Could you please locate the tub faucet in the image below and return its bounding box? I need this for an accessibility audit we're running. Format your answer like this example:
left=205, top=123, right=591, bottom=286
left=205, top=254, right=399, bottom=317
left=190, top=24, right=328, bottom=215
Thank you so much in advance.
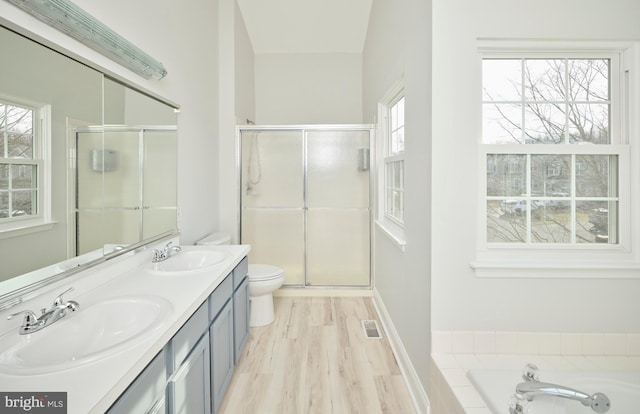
left=6, top=287, right=80, bottom=335
left=509, top=363, right=610, bottom=413
left=152, top=241, right=182, bottom=263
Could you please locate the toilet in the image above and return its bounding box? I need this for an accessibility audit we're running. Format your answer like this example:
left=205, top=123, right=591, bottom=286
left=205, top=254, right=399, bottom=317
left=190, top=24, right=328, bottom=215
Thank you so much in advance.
left=196, top=232, right=285, bottom=327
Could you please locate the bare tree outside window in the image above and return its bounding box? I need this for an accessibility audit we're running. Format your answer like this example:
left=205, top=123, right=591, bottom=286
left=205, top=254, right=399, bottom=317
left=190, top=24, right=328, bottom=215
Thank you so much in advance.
left=483, top=58, right=618, bottom=245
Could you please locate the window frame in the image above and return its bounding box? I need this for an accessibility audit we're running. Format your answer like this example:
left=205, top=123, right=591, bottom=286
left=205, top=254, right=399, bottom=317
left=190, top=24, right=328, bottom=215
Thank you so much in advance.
left=473, top=41, right=640, bottom=278
left=0, top=95, right=52, bottom=238
left=376, top=79, right=407, bottom=251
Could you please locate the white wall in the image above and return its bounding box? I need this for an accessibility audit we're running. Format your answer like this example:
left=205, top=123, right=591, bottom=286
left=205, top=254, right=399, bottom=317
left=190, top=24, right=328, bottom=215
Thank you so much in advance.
left=255, top=53, right=363, bottom=124
left=235, top=1, right=255, bottom=125
left=432, top=0, right=640, bottom=332
left=363, top=0, right=432, bottom=395
left=215, top=0, right=256, bottom=245
left=1, top=0, right=221, bottom=246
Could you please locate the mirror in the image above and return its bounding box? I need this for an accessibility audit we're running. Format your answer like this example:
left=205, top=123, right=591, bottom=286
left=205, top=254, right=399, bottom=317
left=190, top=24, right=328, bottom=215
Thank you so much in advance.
left=0, top=25, right=178, bottom=296
left=75, top=79, right=177, bottom=256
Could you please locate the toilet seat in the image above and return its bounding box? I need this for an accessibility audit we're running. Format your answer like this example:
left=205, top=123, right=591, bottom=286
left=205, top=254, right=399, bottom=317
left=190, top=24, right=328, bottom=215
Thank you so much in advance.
left=248, top=264, right=283, bottom=282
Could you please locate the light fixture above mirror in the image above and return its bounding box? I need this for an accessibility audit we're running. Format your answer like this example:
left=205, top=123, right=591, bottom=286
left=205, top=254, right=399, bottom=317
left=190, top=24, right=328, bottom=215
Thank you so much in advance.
left=5, top=0, right=167, bottom=80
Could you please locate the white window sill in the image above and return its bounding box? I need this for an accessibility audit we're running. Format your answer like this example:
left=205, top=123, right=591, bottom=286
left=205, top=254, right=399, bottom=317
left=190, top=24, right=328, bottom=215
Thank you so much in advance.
left=0, top=220, right=57, bottom=240
left=470, top=260, right=640, bottom=279
left=375, top=220, right=407, bottom=252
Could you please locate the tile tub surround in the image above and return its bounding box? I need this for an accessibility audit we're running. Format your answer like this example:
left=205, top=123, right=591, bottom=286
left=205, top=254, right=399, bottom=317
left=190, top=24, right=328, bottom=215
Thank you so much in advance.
left=0, top=241, right=251, bottom=414
left=429, top=331, right=640, bottom=414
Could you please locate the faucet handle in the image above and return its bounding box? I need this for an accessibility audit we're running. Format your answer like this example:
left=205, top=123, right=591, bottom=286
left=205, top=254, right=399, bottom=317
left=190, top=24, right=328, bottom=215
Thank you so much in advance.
left=7, top=309, right=39, bottom=326
left=53, top=287, right=74, bottom=307
left=522, top=363, right=539, bottom=382
left=63, top=300, right=80, bottom=313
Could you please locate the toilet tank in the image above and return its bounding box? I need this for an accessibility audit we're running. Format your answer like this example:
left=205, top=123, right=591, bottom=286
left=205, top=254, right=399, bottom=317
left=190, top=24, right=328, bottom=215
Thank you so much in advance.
left=196, top=232, right=231, bottom=245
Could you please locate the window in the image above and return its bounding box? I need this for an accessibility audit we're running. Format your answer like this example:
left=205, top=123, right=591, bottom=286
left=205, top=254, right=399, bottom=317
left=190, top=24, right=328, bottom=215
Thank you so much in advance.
left=483, top=56, right=623, bottom=245
left=474, top=42, right=640, bottom=277
left=386, top=96, right=405, bottom=224
left=0, top=97, right=49, bottom=234
left=376, top=81, right=406, bottom=250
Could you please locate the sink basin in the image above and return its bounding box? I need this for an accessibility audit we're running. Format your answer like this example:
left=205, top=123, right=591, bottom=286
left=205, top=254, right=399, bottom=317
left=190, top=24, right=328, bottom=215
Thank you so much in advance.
left=148, top=250, right=227, bottom=275
left=0, top=295, right=171, bottom=375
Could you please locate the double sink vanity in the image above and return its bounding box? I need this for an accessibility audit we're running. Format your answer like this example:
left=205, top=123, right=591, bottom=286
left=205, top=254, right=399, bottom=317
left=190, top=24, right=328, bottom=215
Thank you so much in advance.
left=0, top=238, right=251, bottom=414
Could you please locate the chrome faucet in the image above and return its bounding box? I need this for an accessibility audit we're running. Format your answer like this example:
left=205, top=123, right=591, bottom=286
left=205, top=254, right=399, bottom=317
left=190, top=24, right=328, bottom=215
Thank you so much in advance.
left=509, top=363, right=610, bottom=413
left=6, top=287, right=80, bottom=335
left=152, top=241, right=182, bottom=263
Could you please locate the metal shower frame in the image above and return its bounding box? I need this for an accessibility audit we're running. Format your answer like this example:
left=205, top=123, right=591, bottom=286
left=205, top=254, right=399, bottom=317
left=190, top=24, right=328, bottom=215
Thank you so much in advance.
left=236, top=124, right=375, bottom=290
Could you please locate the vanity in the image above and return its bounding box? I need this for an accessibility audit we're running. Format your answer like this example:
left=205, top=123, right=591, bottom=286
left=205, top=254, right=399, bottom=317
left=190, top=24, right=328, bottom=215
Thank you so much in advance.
left=0, top=240, right=251, bottom=414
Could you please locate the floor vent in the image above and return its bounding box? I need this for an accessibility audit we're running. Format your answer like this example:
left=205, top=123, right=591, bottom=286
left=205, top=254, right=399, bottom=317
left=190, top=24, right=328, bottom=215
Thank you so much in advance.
left=362, top=319, right=382, bottom=339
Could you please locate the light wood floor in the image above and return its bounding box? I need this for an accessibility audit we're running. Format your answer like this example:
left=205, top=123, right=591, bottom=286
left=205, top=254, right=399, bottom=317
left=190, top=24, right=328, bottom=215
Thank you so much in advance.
left=218, top=296, right=416, bottom=414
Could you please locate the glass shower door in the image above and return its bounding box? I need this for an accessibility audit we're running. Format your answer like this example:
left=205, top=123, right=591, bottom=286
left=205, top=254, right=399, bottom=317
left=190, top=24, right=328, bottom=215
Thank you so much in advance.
left=240, top=126, right=371, bottom=288
left=240, top=130, right=305, bottom=285
left=76, top=127, right=177, bottom=255
left=75, top=129, right=106, bottom=255
left=306, top=130, right=370, bottom=286
left=101, top=129, right=142, bottom=248
left=142, top=130, right=177, bottom=239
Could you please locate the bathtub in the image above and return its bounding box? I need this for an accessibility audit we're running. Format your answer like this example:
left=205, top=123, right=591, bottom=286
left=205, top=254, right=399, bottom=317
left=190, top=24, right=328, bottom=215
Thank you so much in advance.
left=468, top=367, right=640, bottom=413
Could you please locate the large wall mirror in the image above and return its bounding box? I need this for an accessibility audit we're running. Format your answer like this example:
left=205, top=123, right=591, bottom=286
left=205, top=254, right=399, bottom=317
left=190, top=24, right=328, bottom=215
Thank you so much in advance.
left=0, top=25, right=178, bottom=298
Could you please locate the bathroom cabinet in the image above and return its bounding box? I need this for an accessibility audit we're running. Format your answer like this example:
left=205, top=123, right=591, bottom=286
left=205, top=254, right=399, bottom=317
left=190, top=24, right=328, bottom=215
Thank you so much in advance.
left=167, top=302, right=211, bottom=414
left=210, top=300, right=234, bottom=412
left=167, top=333, right=211, bottom=413
left=107, top=256, right=250, bottom=414
left=233, top=277, right=249, bottom=363
left=232, top=257, right=250, bottom=363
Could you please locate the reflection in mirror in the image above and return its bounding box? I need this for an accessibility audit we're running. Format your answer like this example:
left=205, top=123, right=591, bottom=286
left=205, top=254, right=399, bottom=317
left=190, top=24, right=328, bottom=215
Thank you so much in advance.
left=75, top=79, right=177, bottom=256
left=0, top=25, right=178, bottom=300
left=0, top=25, right=102, bottom=281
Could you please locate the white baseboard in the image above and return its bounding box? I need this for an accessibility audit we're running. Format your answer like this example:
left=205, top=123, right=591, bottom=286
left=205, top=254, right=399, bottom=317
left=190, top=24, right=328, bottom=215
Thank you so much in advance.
left=372, top=288, right=430, bottom=414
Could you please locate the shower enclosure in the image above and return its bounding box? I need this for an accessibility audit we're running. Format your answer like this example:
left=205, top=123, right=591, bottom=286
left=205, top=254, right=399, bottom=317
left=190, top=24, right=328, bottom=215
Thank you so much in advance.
left=75, top=126, right=177, bottom=255
left=239, top=125, right=373, bottom=288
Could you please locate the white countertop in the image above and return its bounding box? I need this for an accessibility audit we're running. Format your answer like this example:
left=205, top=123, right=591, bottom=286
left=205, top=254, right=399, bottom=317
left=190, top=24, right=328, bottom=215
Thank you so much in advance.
left=0, top=240, right=250, bottom=414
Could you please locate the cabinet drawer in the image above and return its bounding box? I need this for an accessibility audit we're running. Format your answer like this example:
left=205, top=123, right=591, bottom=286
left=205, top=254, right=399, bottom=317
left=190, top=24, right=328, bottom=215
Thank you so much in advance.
left=170, top=301, right=208, bottom=372
left=208, top=273, right=232, bottom=321
left=233, top=256, right=249, bottom=290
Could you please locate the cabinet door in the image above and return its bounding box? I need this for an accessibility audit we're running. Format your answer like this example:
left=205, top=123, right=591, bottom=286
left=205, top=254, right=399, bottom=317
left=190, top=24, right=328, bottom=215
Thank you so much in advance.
left=167, top=333, right=211, bottom=414
left=233, top=277, right=250, bottom=363
left=107, top=349, right=167, bottom=414
left=210, top=300, right=234, bottom=413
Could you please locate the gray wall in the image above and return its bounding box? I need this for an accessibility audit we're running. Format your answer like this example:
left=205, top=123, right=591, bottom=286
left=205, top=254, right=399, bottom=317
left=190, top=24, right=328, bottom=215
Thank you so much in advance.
left=363, top=0, right=433, bottom=393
